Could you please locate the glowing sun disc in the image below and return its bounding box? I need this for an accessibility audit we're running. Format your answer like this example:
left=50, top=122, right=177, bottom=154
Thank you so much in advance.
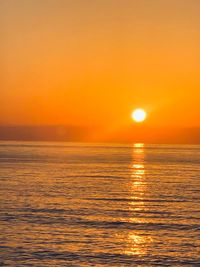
left=132, top=109, right=147, bottom=123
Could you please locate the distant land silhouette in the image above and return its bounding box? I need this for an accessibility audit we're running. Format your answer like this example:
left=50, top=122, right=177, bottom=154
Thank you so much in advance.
left=0, top=125, right=200, bottom=144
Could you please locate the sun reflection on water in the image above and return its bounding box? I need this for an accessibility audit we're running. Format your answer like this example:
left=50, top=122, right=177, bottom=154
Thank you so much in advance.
left=130, top=143, right=146, bottom=201
left=125, top=233, right=153, bottom=256
left=123, top=143, right=153, bottom=256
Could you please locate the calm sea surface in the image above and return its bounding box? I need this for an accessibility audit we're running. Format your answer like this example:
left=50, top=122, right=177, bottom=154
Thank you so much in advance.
left=0, top=142, right=200, bottom=266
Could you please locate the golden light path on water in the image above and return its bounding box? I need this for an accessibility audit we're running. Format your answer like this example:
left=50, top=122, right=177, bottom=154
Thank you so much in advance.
left=124, top=143, right=153, bottom=256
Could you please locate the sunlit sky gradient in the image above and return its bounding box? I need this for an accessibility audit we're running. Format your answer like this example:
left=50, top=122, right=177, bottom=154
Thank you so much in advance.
left=1, top=0, right=200, bottom=132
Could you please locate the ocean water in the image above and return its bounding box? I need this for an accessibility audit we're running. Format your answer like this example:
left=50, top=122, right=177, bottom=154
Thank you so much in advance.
left=0, top=141, right=200, bottom=267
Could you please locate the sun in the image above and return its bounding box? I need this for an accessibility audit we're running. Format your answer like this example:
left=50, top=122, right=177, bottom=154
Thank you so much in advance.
left=132, top=109, right=147, bottom=123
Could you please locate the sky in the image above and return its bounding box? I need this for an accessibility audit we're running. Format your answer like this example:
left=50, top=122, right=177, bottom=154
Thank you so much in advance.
left=1, top=0, right=200, bottom=141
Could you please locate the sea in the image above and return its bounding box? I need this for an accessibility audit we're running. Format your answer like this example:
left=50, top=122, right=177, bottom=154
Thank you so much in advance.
left=0, top=141, right=200, bottom=266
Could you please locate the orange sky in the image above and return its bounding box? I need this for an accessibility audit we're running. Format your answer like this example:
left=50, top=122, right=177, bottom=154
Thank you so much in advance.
left=1, top=0, right=200, bottom=130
